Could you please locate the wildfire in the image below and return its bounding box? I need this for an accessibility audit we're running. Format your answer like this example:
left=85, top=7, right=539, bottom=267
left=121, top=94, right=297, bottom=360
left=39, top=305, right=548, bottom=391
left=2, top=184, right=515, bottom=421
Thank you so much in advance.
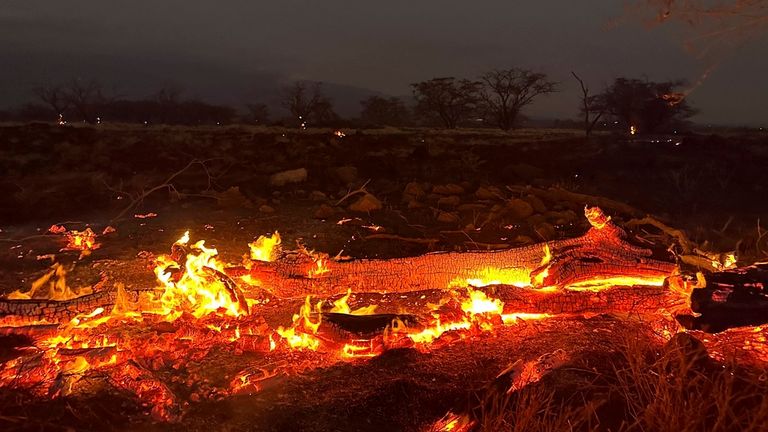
left=1, top=206, right=756, bottom=423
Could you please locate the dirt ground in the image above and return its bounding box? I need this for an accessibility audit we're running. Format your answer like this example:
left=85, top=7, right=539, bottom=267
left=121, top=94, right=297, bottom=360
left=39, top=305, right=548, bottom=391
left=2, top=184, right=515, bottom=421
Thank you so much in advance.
left=1, top=124, right=767, bottom=431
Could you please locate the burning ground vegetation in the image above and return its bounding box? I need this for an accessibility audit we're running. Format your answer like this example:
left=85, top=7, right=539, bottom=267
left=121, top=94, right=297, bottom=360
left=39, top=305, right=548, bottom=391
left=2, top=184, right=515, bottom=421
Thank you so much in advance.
left=0, top=204, right=767, bottom=432
left=1, top=125, right=768, bottom=431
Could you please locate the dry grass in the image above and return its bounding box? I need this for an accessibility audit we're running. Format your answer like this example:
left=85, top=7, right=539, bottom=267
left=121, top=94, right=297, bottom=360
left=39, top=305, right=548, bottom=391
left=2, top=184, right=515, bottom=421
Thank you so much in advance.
left=472, top=334, right=768, bottom=432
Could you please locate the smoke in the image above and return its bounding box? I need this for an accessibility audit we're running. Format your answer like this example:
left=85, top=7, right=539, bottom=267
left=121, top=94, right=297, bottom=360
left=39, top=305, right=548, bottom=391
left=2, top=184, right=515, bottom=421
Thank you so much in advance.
left=627, top=1, right=768, bottom=103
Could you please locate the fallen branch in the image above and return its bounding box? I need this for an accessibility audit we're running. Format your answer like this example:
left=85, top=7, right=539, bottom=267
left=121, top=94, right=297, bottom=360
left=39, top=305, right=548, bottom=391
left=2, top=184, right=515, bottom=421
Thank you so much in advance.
left=107, top=159, right=219, bottom=223
left=335, top=179, right=371, bottom=206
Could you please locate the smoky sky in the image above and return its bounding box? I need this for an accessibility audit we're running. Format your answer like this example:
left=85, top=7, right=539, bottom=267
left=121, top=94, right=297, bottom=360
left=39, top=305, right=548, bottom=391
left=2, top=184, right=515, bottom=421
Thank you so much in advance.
left=1, top=1, right=766, bottom=125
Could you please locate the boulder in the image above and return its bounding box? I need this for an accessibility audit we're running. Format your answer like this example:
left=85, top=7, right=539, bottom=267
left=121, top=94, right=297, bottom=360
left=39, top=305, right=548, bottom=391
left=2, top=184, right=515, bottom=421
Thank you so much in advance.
left=433, top=183, right=465, bottom=195
left=269, top=168, right=307, bottom=187
left=506, top=198, right=534, bottom=219
left=437, top=211, right=460, bottom=224
left=437, top=195, right=461, bottom=207
left=349, top=193, right=382, bottom=213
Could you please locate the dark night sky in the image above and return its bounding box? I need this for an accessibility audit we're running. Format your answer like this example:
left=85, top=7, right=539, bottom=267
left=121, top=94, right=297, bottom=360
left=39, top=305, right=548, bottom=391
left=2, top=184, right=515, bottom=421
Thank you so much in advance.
left=1, top=1, right=766, bottom=125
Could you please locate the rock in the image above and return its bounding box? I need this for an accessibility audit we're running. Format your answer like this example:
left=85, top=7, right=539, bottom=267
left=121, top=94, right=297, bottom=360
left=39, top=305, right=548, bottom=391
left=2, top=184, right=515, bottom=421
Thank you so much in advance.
left=313, top=204, right=337, bottom=219
left=433, top=183, right=465, bottom=195
left=269, top=168, right=308, bottom=187
left=437, top=195, right=461, bottom=207
left=334, top=166, right=358, bottom=184
left=506, top=198, right=534, bottom=219
left=437, top=211, right=459, bottom=224
left=475, top=187, right=497, bottom=200
left=523, top=194, right=547, bottom=213
left=532, top=222, right=556, bottom=240
left=545, top=210, right=578, bottom=226
left=211, top=187, right=253, bottom=209
left=407, top=200, right=424, bottom=209
left=403, top=182, right=426, bottom=202
left=349, top=193, right=382, bottom=213
left=259, top=204, right=275, bottom=214
left=457, top=203, right=487, bottom=212
left=309, top=190, right=327, bottom=202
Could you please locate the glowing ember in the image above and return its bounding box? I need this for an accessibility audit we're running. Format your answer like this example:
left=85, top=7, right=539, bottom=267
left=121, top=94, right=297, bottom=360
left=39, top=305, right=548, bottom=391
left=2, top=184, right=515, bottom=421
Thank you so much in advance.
left=49, top=225, right=101, bottom=257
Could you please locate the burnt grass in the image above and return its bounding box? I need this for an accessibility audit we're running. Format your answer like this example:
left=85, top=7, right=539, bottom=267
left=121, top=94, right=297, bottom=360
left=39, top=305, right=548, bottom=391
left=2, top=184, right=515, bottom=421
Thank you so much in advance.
left=1, top=123, right=768, bottom=431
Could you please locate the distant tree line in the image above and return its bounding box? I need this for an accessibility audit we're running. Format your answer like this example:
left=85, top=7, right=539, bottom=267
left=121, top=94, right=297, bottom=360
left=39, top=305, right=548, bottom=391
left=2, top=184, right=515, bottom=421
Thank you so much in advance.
left=0, top=69, right=696, bottom=134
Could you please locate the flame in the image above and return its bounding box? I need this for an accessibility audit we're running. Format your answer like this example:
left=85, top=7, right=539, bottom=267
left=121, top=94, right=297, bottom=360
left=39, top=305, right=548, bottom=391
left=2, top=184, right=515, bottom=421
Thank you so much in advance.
left=248, top=232, right=281, bottom=262
left=461, top=287, right=504, bottom=315
left=585, top=206, right=611, bottom=229
left=391, top=287, right=550, bottom=346
left=275, top=296, right=322, bottom=350
left=308, top=257, right=330, bottom=278
left=6, top=263, right=92, bottom=301
left=430, top=412, right=474, bottom=432
left=330, top=289, right=378, bottom=315
left=154, top=232, right=247, bottom=319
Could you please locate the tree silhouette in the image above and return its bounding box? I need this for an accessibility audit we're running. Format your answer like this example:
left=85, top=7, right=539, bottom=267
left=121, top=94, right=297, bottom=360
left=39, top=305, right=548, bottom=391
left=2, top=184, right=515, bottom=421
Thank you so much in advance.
left=360, top=96, right=410, bottom=126
left=65, top=79, right=105, bottom=123
left=32, top=84, right=70, bottom=121
left=411, top=77, right=480, bottom=129
left=596, top=78, right=696, bottom=133
left=571, top=72, right=604, bottom=137
left=479, top=68, right=556, bottom=130
left=281, top=81, right=336, bottom=127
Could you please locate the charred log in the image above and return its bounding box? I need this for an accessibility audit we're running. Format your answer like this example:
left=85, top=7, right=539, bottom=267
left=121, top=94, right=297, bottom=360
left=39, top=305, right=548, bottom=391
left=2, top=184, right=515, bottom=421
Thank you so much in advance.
left=677, top=262, right=768, bottom=333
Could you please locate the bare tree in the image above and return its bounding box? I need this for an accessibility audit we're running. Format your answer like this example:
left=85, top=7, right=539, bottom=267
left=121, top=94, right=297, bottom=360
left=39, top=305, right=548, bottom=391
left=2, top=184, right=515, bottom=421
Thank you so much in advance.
left=571, top=72, right=605, bottom=137
left=411, top=77, right=481, bottom=129
left=65, top=78, right=104, bottom=123
left=479, top=69, right=556, bottom=130
left=33, top=84, right=70, bottom=121
left=281, top=81, right=332, bottom=127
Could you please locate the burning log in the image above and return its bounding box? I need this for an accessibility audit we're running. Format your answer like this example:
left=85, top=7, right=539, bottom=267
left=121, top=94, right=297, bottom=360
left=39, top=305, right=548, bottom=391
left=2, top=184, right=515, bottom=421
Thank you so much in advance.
left=0, top=207, right=677, bottom=324
left=0, top=286, right=153, bottom=325
left=246, top=207, right=677, bottom=298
